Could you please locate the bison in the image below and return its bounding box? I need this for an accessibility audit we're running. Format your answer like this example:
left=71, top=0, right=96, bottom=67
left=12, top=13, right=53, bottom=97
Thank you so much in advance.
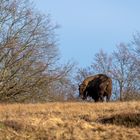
left=79, top=74, right=112, bottom=102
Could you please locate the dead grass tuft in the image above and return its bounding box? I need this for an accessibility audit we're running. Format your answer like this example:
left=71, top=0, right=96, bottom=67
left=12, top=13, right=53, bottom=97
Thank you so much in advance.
left=99, top=112, right=140, bottom=128
left=1, top=120, right=23, bottom=131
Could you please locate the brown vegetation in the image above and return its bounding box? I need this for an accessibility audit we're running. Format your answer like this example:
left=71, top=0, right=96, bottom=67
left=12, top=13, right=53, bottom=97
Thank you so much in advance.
left=0, top=101, right=139, bottom=139
left=0, top=0, right=75, bottom=102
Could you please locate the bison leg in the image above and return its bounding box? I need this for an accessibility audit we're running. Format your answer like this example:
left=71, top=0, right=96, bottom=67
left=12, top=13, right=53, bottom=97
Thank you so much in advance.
left=99, top=95, right=104, bottom=102
left=94, top=98, right=99, bottom=102
left=82, top=91, right=88, bottom=100
left=94, top=96, right=103, bottom=102
left=98, top=90, right=104, bottom=102
left=106, top=95, right=110, bottom=102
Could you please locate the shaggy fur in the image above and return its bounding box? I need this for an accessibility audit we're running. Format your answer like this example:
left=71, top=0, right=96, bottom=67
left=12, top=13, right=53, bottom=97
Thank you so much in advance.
left=79, top=74, right=112, bottom=102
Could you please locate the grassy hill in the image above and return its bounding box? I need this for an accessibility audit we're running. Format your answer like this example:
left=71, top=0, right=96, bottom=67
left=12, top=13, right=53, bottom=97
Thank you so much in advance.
left=0, top=101, right=139, bottom=140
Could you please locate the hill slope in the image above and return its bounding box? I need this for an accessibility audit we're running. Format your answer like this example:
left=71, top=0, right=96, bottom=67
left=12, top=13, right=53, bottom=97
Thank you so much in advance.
left=0, top=101, right=139, bottom=140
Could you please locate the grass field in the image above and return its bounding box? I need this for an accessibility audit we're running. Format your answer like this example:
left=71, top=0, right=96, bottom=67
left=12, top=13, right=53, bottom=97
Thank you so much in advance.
left=0, top=101, right=139, bottom=140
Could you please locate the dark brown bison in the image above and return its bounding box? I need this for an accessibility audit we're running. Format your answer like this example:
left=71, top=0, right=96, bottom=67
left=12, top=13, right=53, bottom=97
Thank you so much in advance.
left=79, top=74, right=112, bottom=102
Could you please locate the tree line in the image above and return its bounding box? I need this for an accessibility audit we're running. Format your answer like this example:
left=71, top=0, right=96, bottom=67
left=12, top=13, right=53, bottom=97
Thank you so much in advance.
left=0, top=0, right=140, bottom=102
left=76, top=38, right=140, bottom=101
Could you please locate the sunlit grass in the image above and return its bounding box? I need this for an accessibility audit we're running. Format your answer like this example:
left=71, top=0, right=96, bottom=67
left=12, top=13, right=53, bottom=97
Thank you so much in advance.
left=0, top=101, right=139, bottom=139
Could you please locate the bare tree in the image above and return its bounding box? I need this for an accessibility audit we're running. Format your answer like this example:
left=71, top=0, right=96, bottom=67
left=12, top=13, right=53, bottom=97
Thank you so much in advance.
left=90, top=49, right=118, bottom=100
left=111, top=43, right=139, bottom=101
left=0, top=0, right=74, bottom=102
left=91, top=49, right=112, bottom=75
left=132, top=32, right=140, bottom=79
left=75, top=67, right=93, bottom=84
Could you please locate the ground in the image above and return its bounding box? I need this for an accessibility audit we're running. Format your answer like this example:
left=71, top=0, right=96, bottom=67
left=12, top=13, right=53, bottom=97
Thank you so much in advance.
left=0, top=101, right=139, bottom=140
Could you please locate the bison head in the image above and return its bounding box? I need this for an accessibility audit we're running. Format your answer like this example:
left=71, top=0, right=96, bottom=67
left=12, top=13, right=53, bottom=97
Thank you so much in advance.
left=79, top=84, right=87, bottom=100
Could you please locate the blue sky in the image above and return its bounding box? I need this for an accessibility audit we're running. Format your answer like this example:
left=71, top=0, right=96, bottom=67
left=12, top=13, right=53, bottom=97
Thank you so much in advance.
left=34, top=0, right=140, bottom=67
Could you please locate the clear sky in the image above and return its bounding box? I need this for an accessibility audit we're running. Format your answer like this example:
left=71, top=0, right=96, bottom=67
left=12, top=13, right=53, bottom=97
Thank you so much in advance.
left=34, top=0, right=140, bottom=67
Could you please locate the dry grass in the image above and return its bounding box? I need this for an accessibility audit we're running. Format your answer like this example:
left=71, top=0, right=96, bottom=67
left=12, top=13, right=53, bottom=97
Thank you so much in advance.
left=0, top=101, right=139, bottom=140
